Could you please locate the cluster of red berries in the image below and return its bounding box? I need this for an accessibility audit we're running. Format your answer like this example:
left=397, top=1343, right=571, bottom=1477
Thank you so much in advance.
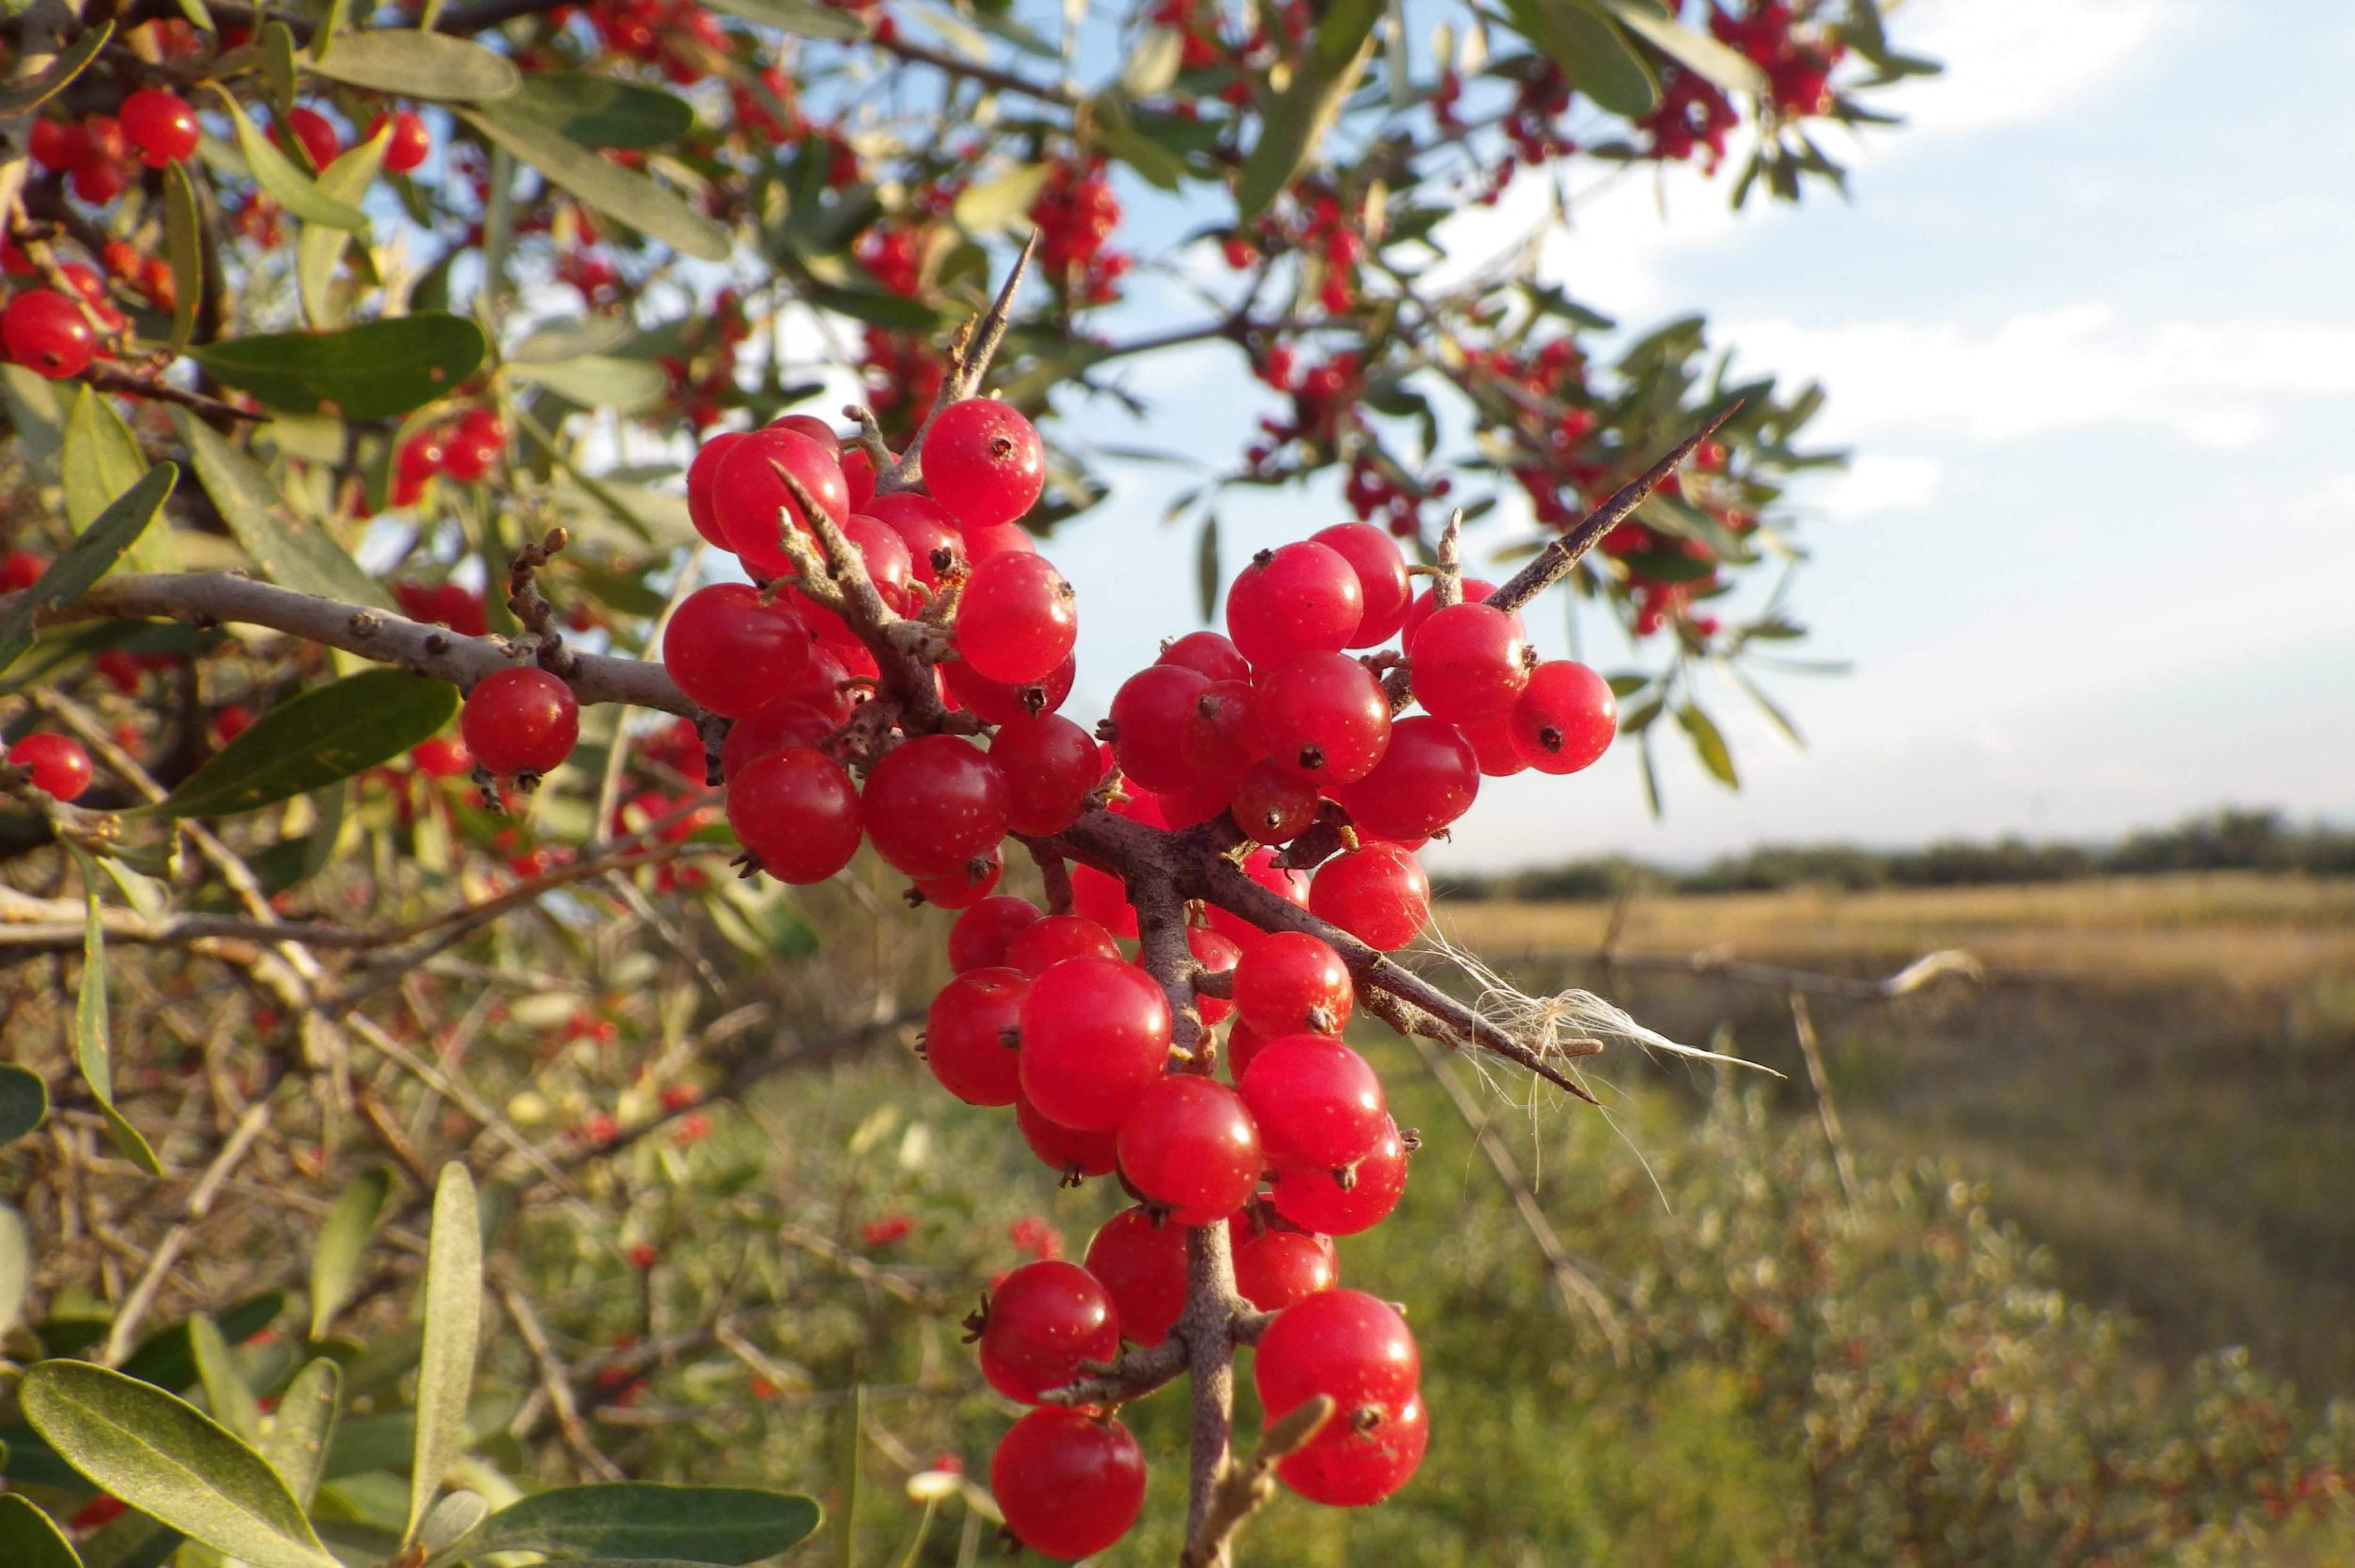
left=1711, top=1, right=1846, bottom=118
left=6, top=733, right=93, bottom=803
left=1029, top=160, right=1130, bottom=307
left=393, top=407, right=510, bottom=506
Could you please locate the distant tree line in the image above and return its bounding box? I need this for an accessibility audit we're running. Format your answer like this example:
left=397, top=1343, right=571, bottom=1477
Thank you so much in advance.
left=1441, top=808, right=2355, bottom=901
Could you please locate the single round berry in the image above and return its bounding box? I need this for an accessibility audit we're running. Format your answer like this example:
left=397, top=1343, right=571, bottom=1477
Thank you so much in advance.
left=1309, top=842, right=1429, bottom=952
left=1107, top=663, right=1210, bottom=792
left=1018, top=1095, right=1119, bottom=1181
left=948, top=895, right=1043, bottom=973
left=1187, top=926, right=1243, bottom=1026
left=771, top=413, right=838, bottom=450
left=68, top=155, right=125, bottom=205
left=1226, top=1018, right=1272, bottom=1080
left=1232, top=932, right=1353, bottom=1038
left=860, top=736, right=1008, bottom=878
left=1004, top=914, right=1120, bottom=978
left=991, top=712, right=1101, bottom=837
left=1268, top=1117, right=1410, bottom=1235
left=1204, top=848, right=1310, bottom=948
left=1283, top=1390, right=1427, bottom=1507
left=923, top=398, right=1045, bottom=529
left=1407, top=602, right=1533, bottom=722
left=924, top=967, right=1028, bottom=1106
left=977, top=1260, right=1121, bottom=1404
left=866, top=493, right=966, bottom=590
left=8, top=733, right=92, bottom=801
left=1400, top=577, right=1517, bottom=645
left=1342, top=715, right=1479, bottom=842
left=662, top=583, right=811, bottom=719
left=1231, top=1223, right=1338, bottom=1311
left=990, top=1409, right=1145, bottom=1560
left=713, top=427, right=850, bottom=577
left=119, top=89, right=199, bottom=167
left=1256, top=651, right=1391, bottom=785
left=2, top=291, right=96, bottom=379
left=1, top=550, right=44, bottom=590
left=461, top=667, right=578, bottom=777
left=1239, top=1034, right=1387, bottom=1172
left=410, top=735, right=472, bottom=778
left=911, top=846, right=1001, bottom=908
left=719, top=698, right=834, bottom=782
left=439, top=410, right=504, bottom=484
left=724, top=747, right=863, bottom=884
left=1224, top=542, right=1363, bottom=671
left=1018, top=958, right=1171, bottom=1131
left=1510, top=659, right=1616, bottom=774
left=1254, top=1287, right=1420, bottom=1415
left=956, top=553, right=1076, bottom=685
left=1457, top=711, right=1530, bottom=777
left=1158, top=630, right=1251, bottom=685
left=1228, top=760, right=1322, bottom=844
left=683, top=432, right=746, bottom=550
left=1069, top=864, right=1139, bottom=939
left=1312, top=522, right=1413, bottom=648
left=942, top=651, right=1074, bottom=726
left=370, top=110, right=431, bottom=173
left=1084, top=1206, right=1188, bottom=1345
left=961, top=519, right=1036, bottom=560
left=1115, top=1075, right=1263, bottom=1226
left=282, top=106, right=340, bottom=172
left=1179, top=679, right=1265, bottom=781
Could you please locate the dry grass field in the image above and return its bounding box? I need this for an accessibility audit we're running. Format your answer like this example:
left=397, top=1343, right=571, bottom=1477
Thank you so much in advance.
left=1430, top=873, right=2355, bottom=1393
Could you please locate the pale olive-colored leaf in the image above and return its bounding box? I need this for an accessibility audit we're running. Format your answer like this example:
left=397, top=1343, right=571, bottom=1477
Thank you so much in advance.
left=307, top=1166, right=391, bottom=1341
left=1234, top=0, right=1382, bottom=221
left=0, top=20, right=113, bottom=113
left=701, top=0, right=867, bottom=40
left=436, top=1485, right=822, bottom=1567
left=0, top=1203, right=29, bottom=1338
left=297, top=130, right=390, bottom=329
left=414, top=1492, right=487, bottom=1558
left=260, top=1360, right=342, bottom=1510
left=404, top=1164, right=481, bottom=1547
left=143, top=668, right=458, bottom=820
left=493, top=73, right=694, bottom=149
left=302, top=30, right=519, bottom=101
left=1589, top=0, right=1768, bottom=95
left=505, top=355, right=668, bottom=410
left=1502, top=0, right=1658, bottom=118
left=172, top=411, right=392, bottom=610
left=1118, top=28, right=1184, bottom=96
left=70, top=854, right=162, bottom=1175
left=951, top=163, right=1050, bottom=234
left=1675, top=701, right=1738, bottom=787
left=0, top=1493, right=82, bottom=1568
left=206, top=89, right=367, bottom=229
left=459, top=108, right=729, bottom=263
left=61, top=389, right=173, bottom=574
left=189, top=1317, right=265, bottom=1444
left=162, top=162, right=204, bottom=357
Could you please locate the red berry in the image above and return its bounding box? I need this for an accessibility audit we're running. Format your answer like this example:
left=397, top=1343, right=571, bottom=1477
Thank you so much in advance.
left=1407, top=602, right=1532, bottom=722
left=2, top=291, right=96, bottom=379
left=1457, top=711, right=1530, bottom=777
left=1005, top=914, right=1120, bottom=977
left=1256, top=651, right=1391, bottom=785
left=961, top=519, right=1036, bottom=560
left=771, top=413, right=838, bottom=450
left=1158, top=630, right=1251, bottom=684
left=990, top=1409, right=1145, bottom=1560
left=1224, top=542, right=1363, bottom=670
left=1068, top=863, right=1139, bottom=938
left=685, top=431, right=746, bottom=550
left=714, top=428, right=850, bottom=576
left=461, top=667, right=578, bottom=777
left=1231, top=1223, right=1338, bottom=1310
left=947, top=895, right=1042, bottom=973
left=1282, top=1389, right=1427, bottom=1506
left=859, top=736, right=1008, bottom=878
left=923, top=398, right=1045, bottom=529
left=1308, top=842, right=1429, bottom=951
left=1238, top=1034, right=1386, bottom=1172
left=662, top=584, right=812, bottom=719
left=370, top=110, right=431, bottom=174
left=3, top=550, right=47, bottom=590
left=410, top=735, right=471, bottom=778
left=1228, top=760, right=1321, bottom=844
left=1510, top=660, right=1616, bottom=774
left=1268, top=1117, right=1410, bottom=1235
left=840, top=444, right=880, bottom=510
left=282, top=106, right=340, bottom=172
left=1115, top=1075, right=1263, bottom=1225
left=119, top=89, right=198, bottom=166
left=1204, top=847, right=1310, bottom=947
left=1232, top=932, right=1352, bottom=1037
left=956, top=552, right=1076, bottom=684
left=8, top=733, right=92, bottom=801
left=69, top=156, right=126, bottom=205
left=1178, top=679, right=1265, bottom=781
left=1017, top=1095, right=1119, bottom=1180
left=1400, top=578, right=1517, bottom=645
left=977, top=1260, right=1121, bottom=1403
left=724, top=747, right=862, bottom=883
left=1312, top=522, right=1413, bottom=648
left=1107, top=663, right=1210, bottom=792
left=990, top=712, right=1101, bottom=836
left=942, top=651, right=1073, bottom=726
left=1187, top=926, right=1243, bottom=1025
left=1340, top=715, right=1478, bottom=841
left=1084, top=1206, right=1187, bottom=1345
left=1018, top=957, right=1171, bottom=1131
left=719, top=698, right=834, bottom=781
left=912, top=845, right=1001, bottom=908
left=440, top=420, right=503, bottom=484
left=865, top=493, right=965, bottom=590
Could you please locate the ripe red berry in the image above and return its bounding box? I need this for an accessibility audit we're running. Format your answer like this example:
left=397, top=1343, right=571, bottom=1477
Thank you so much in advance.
left=1186, top=926, right=1243, bottom=1026
left=1308, top=842, right=1429, bottom=952
left=977, top=1260, right=1121, bottom=1403
left=911, top=846, right=1001, bottom=908
left=1018, top=957, right=1171, bottom=1131
left=713, top=427, right=850, bottom=576
left=771, top=413, right=838, bottom=450
left=1224, top=542, right=1363, bottom=670
left=439, top=411, right=504, bottom=483
left=69, top=155, right=125, bottom=205
left=1268, top=1117, right=1410, bottom=1235
left=1457, top=711, right=1530, bottom=777
left=410, top=735, right=471, bottom=778
left=990, top=1409, right=1145, bottom=1560
left=942, top=651, right=1073, bottom=726
left=1238, top=1034, right=1387, bottom=1172
left=1084, top=1205, right=1188, bottom=1345
left=724, top=747, right=862, bottom=884
left=1283, top=1389, right=1427, bottom=1507
left=923, top=398, right=1045, bottom=529
left=719, top=698, right=834, bottom=781
left=461, top=667, right=578, bottom=777
left=1004, top=913, right=1120, bottom=977
left=1400, top=578, right=1518, bottom=645
left=1228, top=760, right=1321, bottom=844
left=2, top=291, right=96, bottom=379
left=1179, top=679, right=1265, bottom=781
left=1407, top=602, right=1532, bottom=722
left=282, top=106, right=340, bottom=172
left=370, top=110, right=431, bottom=173
left=1312, top=522, right=1413, bottom=648
left=1510, top=659, right=1616, bottom=774
left=1158, top=630, right=1251, bottom=685
left=1256, top=651, right=1392, bottom=785
left=990, top=712, right=1101, bottom=836
left=119, top=89, right=198, bottom=166
left=8, top=733, right=92, bottom=801
left=960, top=519, right=1036, bottom=560
left=866, top=493, right=965, bottom=590
left=1115, top=1075, right=1263, bottom=1225
left=2, top=550, right=44, bottom=590
left=1204, top=847, right=1309, bottom=948
left=1340, top=715, right=1478, bottom=841
left=1017, top=1095, right=1119, bottom=1181
left=1068, top=864, right=1139, bottom=938
left=1231, top=1223, right=1338, bottom=1311
left=1232, top=932, right=1353, bottom=1037
left=948, top=895, right=1042, bottom=973
left=662, top=583, right=810, bottom=719
left=684, top=431, right=746, bottom=550
left=1107, top=663, right=1210, bottom=792
left=956, top=552, right=1076, bottom=685
left=859, top=735, right=1008, bottom=877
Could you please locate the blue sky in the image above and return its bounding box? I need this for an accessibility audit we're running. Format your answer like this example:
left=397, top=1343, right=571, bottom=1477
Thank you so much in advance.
left=1006, top=0, right=2355, bottom=870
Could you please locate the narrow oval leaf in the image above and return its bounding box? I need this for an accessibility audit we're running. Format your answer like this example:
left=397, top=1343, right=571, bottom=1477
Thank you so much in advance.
left=1502, top=0, right=1658, bottom=118
left=71, top=858, right=162, bottom=1176
left=494, top=73, right=695, bottom=150
left=17, top=1362, right=339, bottom=1568
left=506, top=355, right=669, bottom=410
left=189, top=1317, right=264, bottom=1444
left=460, top=108, right=730, bottom=262
left=0, top=1065, right=49, bottom=1148
left=0, top=1493, right=82, bottom=1568
left=0, top=465, right=176, bottom=676
left=302, top=31, right=520, bottom=101
left=0, top=20, right=114, bottom=114
left=416, top=1492, right=488, bottom=1557
left=173, top=410, right=393, bottom=611
left=405, top=1165, right=482, bottom=1548
left=1590, top=0, right=1768, bottom=96
left=308, top=1166, right=391, bottom=1341
left=60, top=389, right=173, bottom=575
left=118, top=1294, right=289, bottom=1395
left=162, top=162, right=204, bottom=357
left=951, top=164, right=1050, bottom=234
left=298, top=131, right=391, bottom=329
left=439, top=1485, right=823, bottom=1566
left=0, top=1204, right=29, bottom=1339
left=260, top=1359, right=342, bottom=1510
left=143, top=668, right=458, bottom=819
left=702, top=0, right=868, bottom=41
left=1234, top=0, right=1382, bottom=221
left=1675, top=702, right=1739, bottom=787
left=189, top=316, right=489, bottom=421
left=206, top=90, right=368, bottom=229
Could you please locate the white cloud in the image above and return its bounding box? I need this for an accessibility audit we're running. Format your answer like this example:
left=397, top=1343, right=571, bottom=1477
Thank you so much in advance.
left=1883, top=0, right=2192, bottom=137
left=1805, top=452, right=1944, bottom=519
